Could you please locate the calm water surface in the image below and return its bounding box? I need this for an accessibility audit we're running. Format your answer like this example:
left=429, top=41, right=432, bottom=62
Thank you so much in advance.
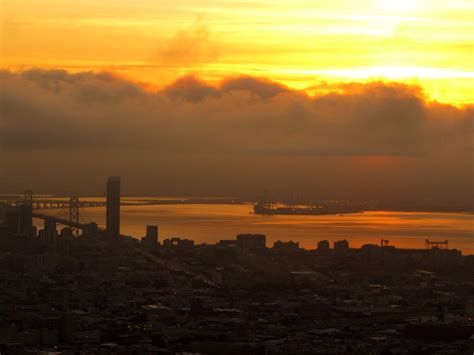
left=36, top=202, right=474, bottom=254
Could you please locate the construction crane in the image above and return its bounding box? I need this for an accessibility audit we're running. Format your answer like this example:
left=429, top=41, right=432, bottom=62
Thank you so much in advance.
left=425, top=239, right=448, bottom=250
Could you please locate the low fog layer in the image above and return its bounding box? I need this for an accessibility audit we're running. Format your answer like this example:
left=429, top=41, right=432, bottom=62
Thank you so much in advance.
left=1, top=69, right=472, bottom=208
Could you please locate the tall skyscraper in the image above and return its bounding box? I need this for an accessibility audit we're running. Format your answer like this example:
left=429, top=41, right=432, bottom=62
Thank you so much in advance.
left=145, top=225, right=158, bottom=245
left=106, top=176, right=121, bottom=241
left=44, top=217, right=57, bottom=247
left=18, top=203, right=33, bottom=236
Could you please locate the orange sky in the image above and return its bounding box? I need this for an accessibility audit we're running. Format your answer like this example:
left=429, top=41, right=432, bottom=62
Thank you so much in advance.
left=1, top=0, right=473, bottom=104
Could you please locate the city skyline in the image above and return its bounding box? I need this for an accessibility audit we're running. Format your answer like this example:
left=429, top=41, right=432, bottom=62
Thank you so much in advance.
left=0, top=2, right=473, bottom=351
left=0, top=176, right=473, bottom=353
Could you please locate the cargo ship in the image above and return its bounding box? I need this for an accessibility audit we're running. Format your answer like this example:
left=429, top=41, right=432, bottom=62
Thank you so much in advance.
left=253, top=202, right=363, bottom=216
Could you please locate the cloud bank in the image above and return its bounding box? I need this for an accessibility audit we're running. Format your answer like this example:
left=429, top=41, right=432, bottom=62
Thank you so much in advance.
left=0, top=69, right=472, bottom=206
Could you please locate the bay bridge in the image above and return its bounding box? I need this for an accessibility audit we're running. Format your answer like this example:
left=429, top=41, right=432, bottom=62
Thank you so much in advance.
left=0, top=190, right=106, bottom=237
left=31, top=212, right=87, bottom=231
left=1, top=189, right=180, bottom=237
left=2, top=199, right=106, bottom=210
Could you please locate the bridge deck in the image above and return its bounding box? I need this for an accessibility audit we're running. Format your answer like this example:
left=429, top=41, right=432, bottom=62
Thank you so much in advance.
left=32, top=213, right=86, bottom=229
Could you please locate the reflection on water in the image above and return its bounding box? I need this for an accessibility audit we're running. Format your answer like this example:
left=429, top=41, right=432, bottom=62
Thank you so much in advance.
left=34, top=203, right=474, bottom=254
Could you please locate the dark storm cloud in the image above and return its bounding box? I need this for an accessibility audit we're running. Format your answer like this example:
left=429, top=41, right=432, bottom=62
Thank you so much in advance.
left=0, top=69, right=149, bottom=150
left=0, top=68, right=472, bottom=203
left=1, top=68, right=471, bottom=156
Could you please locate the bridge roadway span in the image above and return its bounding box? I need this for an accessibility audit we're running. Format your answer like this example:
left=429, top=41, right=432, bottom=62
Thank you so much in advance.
left=2, top=198, right=243, bottom=210
left=32, top=212, right=86, bottom=229
left=2, top=200, right=106, bottom=210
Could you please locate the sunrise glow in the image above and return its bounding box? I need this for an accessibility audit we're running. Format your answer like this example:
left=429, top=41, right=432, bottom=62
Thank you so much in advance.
left=1, top=0, right=473, bottom=104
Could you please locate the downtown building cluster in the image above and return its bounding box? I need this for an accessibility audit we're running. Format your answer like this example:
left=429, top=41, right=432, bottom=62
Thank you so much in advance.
left=0, top=179, right=473, bottom=353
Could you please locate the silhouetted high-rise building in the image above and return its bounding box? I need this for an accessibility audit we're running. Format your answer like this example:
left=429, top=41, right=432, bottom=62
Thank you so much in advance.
left=41, top=217, right=57, bottom=248
left=236, top=234, right=266, bottom=250
left=18, top=203, right=33, bottom=236
left=145, top=225, right=158, bottom=245
left=4, top=208, right=19, bottom=234
left=317, top=240, right=330, bottom=251
left=334, top=239, right=349, bottom=255
left=106, top=176, right=121, bottom=241
left=141, top=225, right=158, bottom=247
left=82, top=222, right=100, bottom=239
left=3, top=204, right=33, bottom=236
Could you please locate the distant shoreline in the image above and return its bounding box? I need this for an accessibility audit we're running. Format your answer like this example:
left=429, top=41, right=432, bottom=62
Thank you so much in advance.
left=2, top=195, right=473, bottom=215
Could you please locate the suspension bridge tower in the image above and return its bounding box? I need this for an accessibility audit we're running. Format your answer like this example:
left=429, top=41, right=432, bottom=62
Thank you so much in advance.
left=24, top=189, right=33, bottom=205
